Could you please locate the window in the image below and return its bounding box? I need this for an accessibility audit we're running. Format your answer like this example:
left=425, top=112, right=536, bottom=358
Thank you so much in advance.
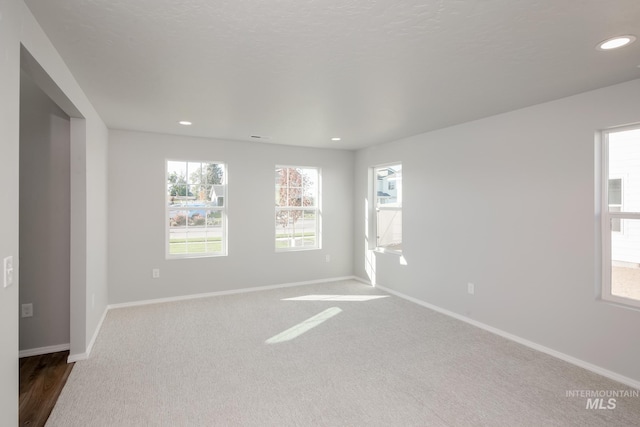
left=374, top=164, right=402, bottom=253
left=608, top=178, right=623, bottom=232
left=275, top=166, right=320, bottom=251
left=167, top=160, right=226, bottom=258
left=601, top=127, right=640, bottom=307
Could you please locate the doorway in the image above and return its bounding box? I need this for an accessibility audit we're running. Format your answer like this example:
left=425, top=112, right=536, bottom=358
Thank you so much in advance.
left=18, top=69, right=71, bottom=357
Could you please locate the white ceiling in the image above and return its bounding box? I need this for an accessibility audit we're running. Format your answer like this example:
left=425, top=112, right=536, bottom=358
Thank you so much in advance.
left=24, top=0, right=640, bottom=150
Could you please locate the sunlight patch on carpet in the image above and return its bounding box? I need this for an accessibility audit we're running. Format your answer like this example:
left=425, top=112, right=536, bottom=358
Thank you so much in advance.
left=266, top=307, right=342, bottom=344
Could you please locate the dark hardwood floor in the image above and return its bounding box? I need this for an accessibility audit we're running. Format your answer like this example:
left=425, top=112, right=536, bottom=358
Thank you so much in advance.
left=19, top=351, right=74, bottom=427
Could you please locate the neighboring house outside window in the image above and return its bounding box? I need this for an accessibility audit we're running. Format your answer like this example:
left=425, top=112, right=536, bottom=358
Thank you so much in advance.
left=374, top=163, right=402, bottom=253
left=601, top=126, right=640, bottom=308
left=275, top=166, right=320, bottom=251
left=167, top=160, right=226, bottom=258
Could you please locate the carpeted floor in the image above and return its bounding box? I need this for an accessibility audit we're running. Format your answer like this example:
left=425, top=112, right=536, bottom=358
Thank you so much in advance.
left=47, top=280, right=640, bottom=426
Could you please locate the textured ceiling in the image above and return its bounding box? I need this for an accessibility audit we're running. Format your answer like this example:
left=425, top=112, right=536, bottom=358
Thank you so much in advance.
left=24, top=0, right=640, bottom=150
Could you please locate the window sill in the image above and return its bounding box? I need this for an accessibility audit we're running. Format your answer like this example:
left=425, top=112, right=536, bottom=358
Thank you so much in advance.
left=600, top=295, right=640, bottom=312
left=276, top=247, right=320, bottom=253
left=373, top=247, right=403, bottom=256
left=166, top=253, right=227, bottom=260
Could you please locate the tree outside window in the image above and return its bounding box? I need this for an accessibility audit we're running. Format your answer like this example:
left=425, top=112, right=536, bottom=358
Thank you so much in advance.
left=275, top=166, right=319, bottom=250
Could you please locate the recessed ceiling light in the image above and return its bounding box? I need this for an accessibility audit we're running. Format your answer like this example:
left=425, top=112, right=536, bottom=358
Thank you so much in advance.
left=597, top=35, right=636, bottom=51
left=178, top=120, right=192, bottom=126
left=331, top=137, right=341, bottom=141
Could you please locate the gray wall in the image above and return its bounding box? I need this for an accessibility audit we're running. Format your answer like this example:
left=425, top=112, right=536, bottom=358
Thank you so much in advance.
left=19, top=69, right=70, bottom=352
left=108, top=130, right=355, bottom=304
left=354, top=78, right=640, bottom=384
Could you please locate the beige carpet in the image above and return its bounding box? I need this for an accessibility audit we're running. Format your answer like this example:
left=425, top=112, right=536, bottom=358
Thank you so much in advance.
left=47, top=280, right=640, bottom=426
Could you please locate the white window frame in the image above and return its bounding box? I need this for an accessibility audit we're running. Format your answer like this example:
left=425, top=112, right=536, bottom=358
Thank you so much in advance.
left=600, top=126, right=640, bottom=309
left=373, top=163, right=402, bottom=255
left=166, top=159, right=227, bottom=259
left=275, top=165, right=321, bottom=252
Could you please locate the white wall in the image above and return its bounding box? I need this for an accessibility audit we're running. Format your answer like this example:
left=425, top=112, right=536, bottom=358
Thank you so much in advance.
left=354, top=78, right=640, bottom=385
left=0, top=2, right=109, bottom=422
left=108, top=130, right=354, bottom=304
left=19, top=70, right=70, bottom=352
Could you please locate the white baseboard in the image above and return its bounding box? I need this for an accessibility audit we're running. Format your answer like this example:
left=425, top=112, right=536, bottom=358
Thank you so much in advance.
left=67, top=351, right=88, bottom=363
left=68, top=305, right=109, bottom=363
left=19, top=343, right=70, bottom=358
left=67, top=276, right=356, bottom=361
left=69, top=277, right=356, bottom=361
left=352, top=276, right=373, bottom=286
left=108, top=276, right=357, bottom=310
left=370, top=281, right=640, bottom=391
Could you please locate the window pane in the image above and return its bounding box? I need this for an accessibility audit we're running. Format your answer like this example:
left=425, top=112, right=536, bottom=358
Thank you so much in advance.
left=169, top=209, right=188, bottom=255
left=188, top=162, right=203, bottom=185
left=608, top=179, right=622, bottom=206
left=187, top=185, right=199, bottom=201
left=609, top=129, right=640, bottom=213
left=167, top=161, right=186, bottom=180
left=207, top=210, right=222, bottom=227
left=197, top=184, right=212, bottom=203
left=169, top=209, right=224, bottom=255
left=610, top=206, right=621, bottom=232
left=302, top=210, right=317, bottom=247
left=376, top=164, right=402, bottom=206
left=275, top=169, right=285, bottom=206
left=303, top=169, right=318, bottom=207
left=204, top=220, right=224, bottom=253
left=167, top=160, right=226, bottom=257
left=289, top=187, right=303, bottom=206
left=275, top=209, right=293, bottom=249
left=275, top=166, right=320, bottom=251
left=377, top=208, right=402, bottom=251
left=611, top=218, right=640, bottom=302
left=375, top=163, right=402, bottom=253
left=203, top=163, right=224, bottom=185
left=275, top=167, right=286, bottom=185
left=169, top=209, right=188, bottom=227
left=303, top=168, right=318, bottom=193
left=170, top=184, right=189, bottom=198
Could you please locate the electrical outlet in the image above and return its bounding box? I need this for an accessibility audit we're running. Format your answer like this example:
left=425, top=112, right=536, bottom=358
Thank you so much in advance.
left=152, top=268, right=160, bottom=279
left=467, top=282, right=475, bottom=295
left=325, top=254, right=331, bottom=263
left=3, top=256, right=14, bottom=288
left=21, top=303, right=33, bottom=318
